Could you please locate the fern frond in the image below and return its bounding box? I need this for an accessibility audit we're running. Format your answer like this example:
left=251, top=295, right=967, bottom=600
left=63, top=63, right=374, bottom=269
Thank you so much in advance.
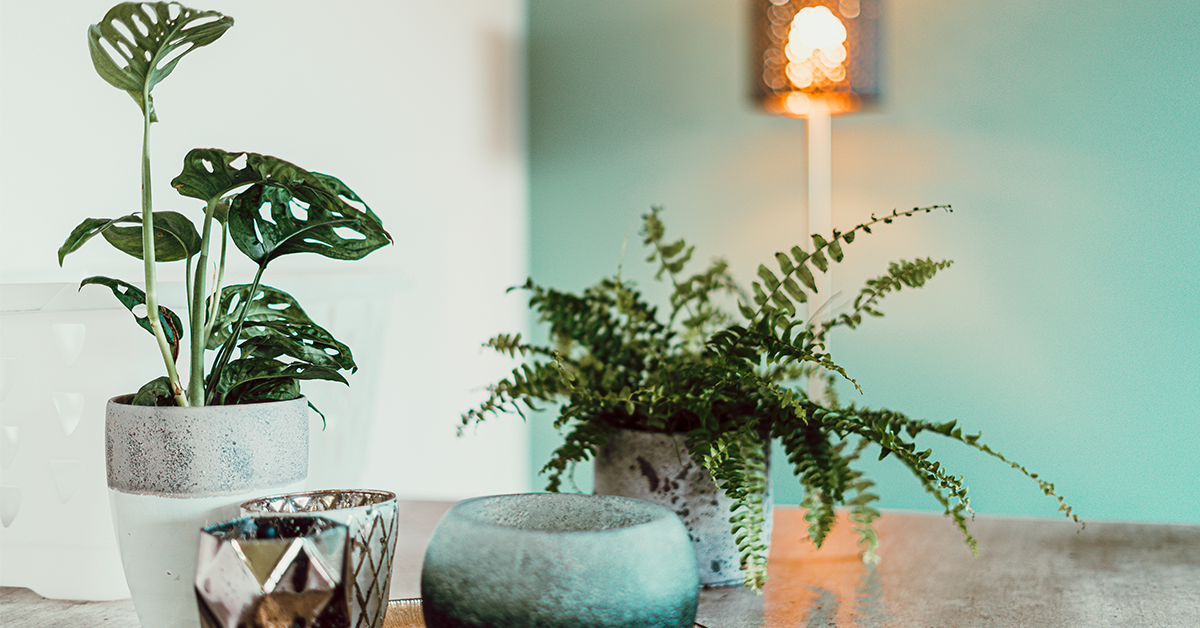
left=738, top=205, right=953, bottom=340
left=694, top=424, right=771, bottom=589
left=816, top=257, right=954, bottom=343
left=541, top=419, right=611, bottom=493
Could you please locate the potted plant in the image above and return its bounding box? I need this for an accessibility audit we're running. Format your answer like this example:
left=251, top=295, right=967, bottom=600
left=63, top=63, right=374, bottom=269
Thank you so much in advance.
left=463, top=206, right=1081, bottom=589
left=56, top=3, right=391, bottom=627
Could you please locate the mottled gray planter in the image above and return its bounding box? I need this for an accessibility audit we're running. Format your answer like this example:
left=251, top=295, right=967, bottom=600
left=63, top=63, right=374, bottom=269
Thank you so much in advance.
left=593, top=428, right=772, bottom=588
left=421, top=493, right=699, bottom=628
left=106, top=395, right=309, bottom=628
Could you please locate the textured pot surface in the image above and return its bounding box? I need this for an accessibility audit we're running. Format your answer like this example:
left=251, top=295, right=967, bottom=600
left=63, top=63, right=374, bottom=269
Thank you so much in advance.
left=421, top=493, right=699, bottom=628
left=593, top=428, right=772, bottom=587
left=107, top=395, right=308, bottom=495
left=106, top=396, right=309, bottom=628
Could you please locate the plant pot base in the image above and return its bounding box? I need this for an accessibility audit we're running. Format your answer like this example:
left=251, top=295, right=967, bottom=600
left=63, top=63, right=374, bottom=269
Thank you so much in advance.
left=593, top=428, right=772, bottom=588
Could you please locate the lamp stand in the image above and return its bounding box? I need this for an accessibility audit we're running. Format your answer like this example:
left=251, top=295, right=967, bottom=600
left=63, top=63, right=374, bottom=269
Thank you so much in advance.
left=807, top=100, right=832, bottom=401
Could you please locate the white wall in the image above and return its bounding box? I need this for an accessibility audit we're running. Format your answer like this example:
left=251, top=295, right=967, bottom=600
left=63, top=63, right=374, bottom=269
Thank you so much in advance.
left=0, top=0, right=529, bottom=502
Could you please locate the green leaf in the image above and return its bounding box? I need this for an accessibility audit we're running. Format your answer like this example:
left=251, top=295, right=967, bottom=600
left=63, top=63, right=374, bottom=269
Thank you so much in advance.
left=171, top=148, right=271, bottom=203
left=131, top=376, right=175, bottom=406
left=88, top=2, right=233, bottom=121
left=795, top=264, right=817, bottom=293
left=827, top=238, right=844, bottom=263
left=756, top=264, right=780, bottom=291
left=751, top=282, right=769, bottom=306
left=237, top=322, right=356, bottom=372
left=214, top=357, right=346, bottom=405
left=79, top=276, right=182, bottom=358
left=770, top=291, right=795, bottom=316
left=58, top=212, right=201, bottom=264
left=174, top=152, right=392, bottom=266
left=208, top=284, right=323, bottom=348
left=774, top=252, right=794, bottom=275
left=229, top=376, right=300, bottom=406
left=810, top=250, right=829, bottom=273
left=782, top=277, right=808, bottom=304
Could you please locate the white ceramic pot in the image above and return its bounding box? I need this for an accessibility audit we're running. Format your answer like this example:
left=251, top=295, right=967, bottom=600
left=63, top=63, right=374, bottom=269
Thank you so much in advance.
left=593, top=427, right=772, bottom=588
left=106, top=395, right=309, bottom=628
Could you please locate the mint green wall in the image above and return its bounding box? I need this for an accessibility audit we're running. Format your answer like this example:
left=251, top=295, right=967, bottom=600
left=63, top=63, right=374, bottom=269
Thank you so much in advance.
left=526, top=1, right=1199, bottom=522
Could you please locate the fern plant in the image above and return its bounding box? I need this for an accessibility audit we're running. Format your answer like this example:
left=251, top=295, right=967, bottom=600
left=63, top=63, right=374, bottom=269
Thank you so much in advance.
left=57, top=3, right=391, bottom=409
left=464, top=206, right=1081, bottom=590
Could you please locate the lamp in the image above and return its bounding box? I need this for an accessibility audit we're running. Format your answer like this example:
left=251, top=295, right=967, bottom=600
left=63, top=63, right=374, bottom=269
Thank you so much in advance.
left=750, top=0, right=880, bottom=397
left=751, top=0, right=880, bottom=118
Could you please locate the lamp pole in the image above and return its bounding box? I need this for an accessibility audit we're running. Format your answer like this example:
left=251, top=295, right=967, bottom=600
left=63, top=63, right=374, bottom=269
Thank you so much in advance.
left=807, top=99, right=832, bottom=400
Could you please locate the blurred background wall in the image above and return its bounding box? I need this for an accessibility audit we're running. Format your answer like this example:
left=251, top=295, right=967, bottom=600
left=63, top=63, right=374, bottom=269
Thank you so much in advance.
left=526, top=0, right=1199, bottom=523
left=0, top=0, right=531, bottom=529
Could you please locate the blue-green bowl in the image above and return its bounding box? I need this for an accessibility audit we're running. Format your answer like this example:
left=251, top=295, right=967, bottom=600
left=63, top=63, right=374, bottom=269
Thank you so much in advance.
left=421, top=493, right=699, bottom=628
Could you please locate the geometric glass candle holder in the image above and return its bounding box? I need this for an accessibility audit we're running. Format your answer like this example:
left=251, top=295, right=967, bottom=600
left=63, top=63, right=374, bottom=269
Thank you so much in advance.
left=195, top=515, right=350, bottom=628
left=241, top=490, right=399, bottom=628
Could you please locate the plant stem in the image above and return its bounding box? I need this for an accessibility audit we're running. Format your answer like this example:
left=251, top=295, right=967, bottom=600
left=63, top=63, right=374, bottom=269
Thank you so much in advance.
left=140, top=100, right=188, bottom=406
left=188, top=196, right=221, bottom=404
left=205, top=262, right=266, bottom=405
left=204, top=220, right=228, bottom=345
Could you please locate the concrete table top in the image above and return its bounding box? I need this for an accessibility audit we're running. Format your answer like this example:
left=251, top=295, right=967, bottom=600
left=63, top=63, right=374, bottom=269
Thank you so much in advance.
left=3, top=501, right=1197, bottom=627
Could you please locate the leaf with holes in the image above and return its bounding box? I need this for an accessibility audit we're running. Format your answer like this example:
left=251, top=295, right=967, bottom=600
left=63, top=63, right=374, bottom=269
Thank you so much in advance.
left=171, top=149, right=392, bottom=265
left=88, top=2, right=233, bottom=121
left=228, top=180, right=391, bottom=265
left=59, top=212, right=201, bottom=264
left=207, top=284, right=316, bottom=348
left=237, top=322, right=356, bottom=373
left=171, top=148, right=273, bottom=204
left=79, top=276, right=183, bottom=359
left=213, top=357, right=346, bottom=405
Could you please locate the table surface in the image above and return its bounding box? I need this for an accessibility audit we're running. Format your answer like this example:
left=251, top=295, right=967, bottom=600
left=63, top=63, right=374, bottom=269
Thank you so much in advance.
left=3, top=501, right=1198, bottom=627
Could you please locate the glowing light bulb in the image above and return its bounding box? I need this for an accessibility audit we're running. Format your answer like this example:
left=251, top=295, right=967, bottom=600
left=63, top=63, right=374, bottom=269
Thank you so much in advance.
left=785, top=5, right=850, bottom=93
left=789, top=6, right=847, bottom=52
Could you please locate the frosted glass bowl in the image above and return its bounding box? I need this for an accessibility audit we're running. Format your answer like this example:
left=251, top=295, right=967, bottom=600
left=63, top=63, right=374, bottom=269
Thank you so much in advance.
left=420, top=493, right=699, bottom=628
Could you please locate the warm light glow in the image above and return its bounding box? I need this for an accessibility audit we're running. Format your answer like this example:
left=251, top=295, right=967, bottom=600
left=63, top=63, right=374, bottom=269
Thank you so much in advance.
left=785, top=91, right=811, bottom=115
left=753, top=0, right=878, bottom=119
left=790, top=6, right=846, bottom=50
left=763, top=91, right=860, bottom=118
left=785, top=5, right=850, bottom=93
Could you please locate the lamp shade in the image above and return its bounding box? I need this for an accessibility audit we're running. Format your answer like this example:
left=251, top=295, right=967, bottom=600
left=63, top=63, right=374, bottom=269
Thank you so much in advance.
left=751, top=0, right=880, bottom=117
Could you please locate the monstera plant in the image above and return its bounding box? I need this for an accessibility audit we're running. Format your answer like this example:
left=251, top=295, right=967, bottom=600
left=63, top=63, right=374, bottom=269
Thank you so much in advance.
left=58, top=2, right=392, bottom=409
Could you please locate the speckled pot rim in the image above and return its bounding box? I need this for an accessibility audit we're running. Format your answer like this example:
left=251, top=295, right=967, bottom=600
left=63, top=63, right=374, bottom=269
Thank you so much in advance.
left=106, top=395, right=309, bottom=497
left=449, top=492, right=673, bottom=534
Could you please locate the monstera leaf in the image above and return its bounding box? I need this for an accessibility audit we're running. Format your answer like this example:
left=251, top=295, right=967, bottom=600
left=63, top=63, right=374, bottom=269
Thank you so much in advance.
left=58, top=212, right=201, bottom=265
left=171, top=148, right=269, bottom=204
left=172, top=149, right=391, bottom=266
left=208, top=284, right=355, bottom=372
left=237, top=324, right=356, bottom=372
left=88, top=2, right=233, bottom=121
left=212, top=357, right=346, bottom=406
left=79, top=276, right=183, bottom=359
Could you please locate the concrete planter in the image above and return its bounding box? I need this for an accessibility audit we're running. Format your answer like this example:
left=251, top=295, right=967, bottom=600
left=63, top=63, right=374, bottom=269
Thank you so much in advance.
left=421, top=493, right=699, bottom=628
left=593, top=427, right=772, bottom=588
left=106, top=395, right=309, bottom=628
